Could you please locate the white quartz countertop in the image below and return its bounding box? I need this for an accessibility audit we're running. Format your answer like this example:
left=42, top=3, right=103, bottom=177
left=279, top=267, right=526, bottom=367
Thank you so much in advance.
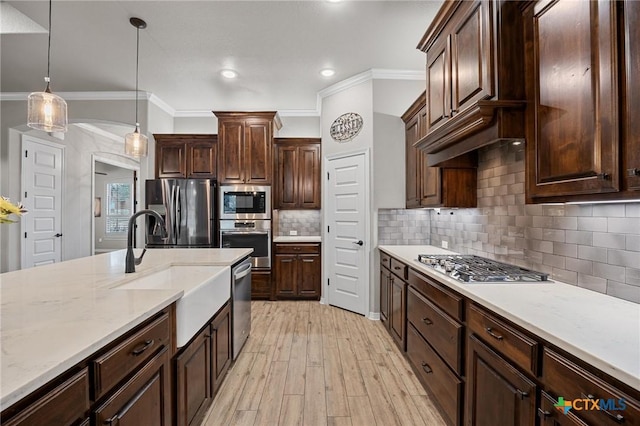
left=0, top=248, right=252, bottom=409
left=273, top=235, right=322, bottom=243
left=378, top=245, right=640, bottom=391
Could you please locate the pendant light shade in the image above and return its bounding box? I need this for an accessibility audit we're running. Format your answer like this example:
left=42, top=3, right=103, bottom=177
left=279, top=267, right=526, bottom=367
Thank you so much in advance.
left=125, top=17, right=148, bottom=158
left=27, top=0, right=67, bottom=133
left=124, top=125, right=148, bottom=157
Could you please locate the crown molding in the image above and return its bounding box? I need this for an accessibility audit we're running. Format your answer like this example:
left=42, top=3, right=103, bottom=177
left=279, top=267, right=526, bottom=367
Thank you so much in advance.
left=1, top=68, right=424, bottom=118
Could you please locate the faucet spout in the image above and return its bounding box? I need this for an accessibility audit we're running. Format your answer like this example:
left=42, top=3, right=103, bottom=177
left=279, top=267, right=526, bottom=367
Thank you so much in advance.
left=125, top=209, right=166, bottom=273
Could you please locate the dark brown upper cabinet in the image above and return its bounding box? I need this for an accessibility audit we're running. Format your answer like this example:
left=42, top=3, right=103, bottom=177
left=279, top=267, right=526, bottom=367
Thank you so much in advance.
left=622, top=0, right=640, bottom=193
left=154, top=134, right=217, bottom=179
left=416, top=0, right=526, bottom=166
left=402, top=92, right=477, bottom=208
left=214, top=112, right=278, bottom=185
left=523, top=0, right=640, bottom=202
left=524, top=0, right=620, bottom=201
left=274, top=138, right=321, bottom=210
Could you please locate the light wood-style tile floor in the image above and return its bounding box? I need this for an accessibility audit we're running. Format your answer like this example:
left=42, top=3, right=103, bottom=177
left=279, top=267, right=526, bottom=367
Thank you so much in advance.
left=202, top=301, right=446, bottom=426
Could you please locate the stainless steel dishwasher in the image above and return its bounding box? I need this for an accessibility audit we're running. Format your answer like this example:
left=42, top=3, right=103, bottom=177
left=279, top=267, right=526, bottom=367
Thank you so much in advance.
left=231, top=258, right=252, bottom=359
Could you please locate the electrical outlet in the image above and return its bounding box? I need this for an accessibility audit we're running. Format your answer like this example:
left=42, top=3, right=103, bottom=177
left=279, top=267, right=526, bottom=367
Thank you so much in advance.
left=441, top=240, right=449, bottom=249
left=289, top=230, right=298, bottom=236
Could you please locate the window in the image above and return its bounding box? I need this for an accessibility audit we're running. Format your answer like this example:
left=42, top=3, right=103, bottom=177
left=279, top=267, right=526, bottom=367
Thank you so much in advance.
left=106, top=183, right=132, bottom=235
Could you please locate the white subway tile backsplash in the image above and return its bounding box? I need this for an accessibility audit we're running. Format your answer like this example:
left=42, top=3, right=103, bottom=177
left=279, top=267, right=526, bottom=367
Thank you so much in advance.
left=606, top=281, right=640, bottom=303
left=593, top=232, right=626, bottom=249
left=592, top=262, right=626, bottom=283
left=578, top=245, right=607, bottom=262
left=608, top=217, right=640, bottom=235
left=577, top=217, right=608, bottom=232
left=607, top=249, right=640, bottom=268
left=577, top=273, right=608, bottom=294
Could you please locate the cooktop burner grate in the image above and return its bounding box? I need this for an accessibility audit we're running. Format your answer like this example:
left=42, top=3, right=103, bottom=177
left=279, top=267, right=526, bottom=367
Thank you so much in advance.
left=417, top=254, right=549, bottom=283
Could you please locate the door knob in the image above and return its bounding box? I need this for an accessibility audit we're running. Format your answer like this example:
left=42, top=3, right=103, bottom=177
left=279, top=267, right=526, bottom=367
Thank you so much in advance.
left=353, top=240, right=363, bottom=246
left=54, top=233, right=63, bottom=238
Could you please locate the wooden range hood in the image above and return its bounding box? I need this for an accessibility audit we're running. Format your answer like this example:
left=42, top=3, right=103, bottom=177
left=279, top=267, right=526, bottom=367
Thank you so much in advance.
left=414, top=0, right=526, bottom=167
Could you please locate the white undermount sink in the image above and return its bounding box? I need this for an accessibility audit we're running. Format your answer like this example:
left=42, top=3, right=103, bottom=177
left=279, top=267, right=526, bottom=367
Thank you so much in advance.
left=113, top=265, right=231, bottom=347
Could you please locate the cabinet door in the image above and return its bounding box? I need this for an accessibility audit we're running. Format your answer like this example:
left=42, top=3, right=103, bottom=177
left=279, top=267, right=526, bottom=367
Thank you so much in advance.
left=466, top=334, right=536, bottom=426
left=218, top=120, right=245, bottom=183
left=389, top=276, right=406, bottom=351
left=450, top=0, right=493, bottom=114
left=93, top=347, right=171, bottom=426
left=420, top=163, right=442, bottom=207
left=426, top=36, right=451, bottom=132
left=274, top=254, right=297, bottom=297
left=623, top=0, right=640, bottom=191
left=156, top=142, right=187, bottom=178
left=251, top=270, right=272, bottom=300
left=210, top=303, right=231, bottom=394
left=188, top=142, right=216, bottom=178
left=175, top=330, right=211, bottom=426
left=275, top=145, right=298, bottom=209
left=380, top=266, right=391, bottom=327
left=298, top=144, right=321, bottom=208
left=405, top=113, right=421, bottom=208
left=525, top=0, right=619, bottom=198
left=244, top=119, right=272, bottom=184
left=298, top=254, right=321, bottom=299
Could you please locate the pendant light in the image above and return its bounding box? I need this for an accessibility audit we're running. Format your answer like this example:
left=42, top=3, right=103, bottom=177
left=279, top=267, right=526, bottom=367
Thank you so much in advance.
left=27, top=0, right=67, bottom=133
left=124, top=17, right=148, bottom=157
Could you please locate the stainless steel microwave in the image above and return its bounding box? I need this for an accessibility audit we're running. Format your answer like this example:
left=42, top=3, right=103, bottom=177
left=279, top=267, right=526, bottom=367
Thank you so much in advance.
left=219, top=185, right=271, bottom=220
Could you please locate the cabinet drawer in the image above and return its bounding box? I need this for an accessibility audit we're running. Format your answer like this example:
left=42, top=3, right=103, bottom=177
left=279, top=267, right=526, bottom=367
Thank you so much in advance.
left=407, top=286, right=463, bottom=375
left=407, top=269, right=463, bottom=321
left=92, top=312, right=171, bottom=399
left=380, top=252, right=391, bottom=270
left=467, top=303, right=539, bottom=375
left=543, top=349, right=640, bottom=426
left=390, top=258, right=408, bottom=280
left=539, top=391, right=588, bottom=426
left=274, top=243, right=320, bottom=254
left=407, top=324, right=462, bottom=426
left=3, top=368, right=90, bottom=426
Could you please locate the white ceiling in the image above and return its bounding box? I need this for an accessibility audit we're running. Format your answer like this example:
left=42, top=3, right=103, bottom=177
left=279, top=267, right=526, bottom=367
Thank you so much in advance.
left=1, top=1, right=442, bottom=115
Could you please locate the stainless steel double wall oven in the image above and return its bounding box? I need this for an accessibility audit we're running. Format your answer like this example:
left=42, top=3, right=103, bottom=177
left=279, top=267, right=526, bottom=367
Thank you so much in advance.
left=219, top=185, right=271, bottom=269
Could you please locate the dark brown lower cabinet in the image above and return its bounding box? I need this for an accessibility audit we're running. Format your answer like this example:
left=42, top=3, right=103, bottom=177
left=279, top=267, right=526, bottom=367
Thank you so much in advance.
left=407, top=324, right=462, bottom=426
left=538, top=392, right=588, bottom=426
left=389, top=274, right=406, bottom=350
left=466, top=334, right=536, bottom=426
left=274, top=243, right=321, bottom=300
left=211, top=302, right=232, bottom=394
left=93, top=347, right=171, bottom=426
left=175, top=329, right=211, bottom=426
left=175, top=301, right=232, bottom=426
left=380, top=266, right=391, bottom=327
left=251, top=270, right=272, bottom=300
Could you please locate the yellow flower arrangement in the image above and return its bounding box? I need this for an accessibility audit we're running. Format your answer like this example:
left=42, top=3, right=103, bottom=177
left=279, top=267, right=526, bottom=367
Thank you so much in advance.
left=0, top=197, right=27, bottom=224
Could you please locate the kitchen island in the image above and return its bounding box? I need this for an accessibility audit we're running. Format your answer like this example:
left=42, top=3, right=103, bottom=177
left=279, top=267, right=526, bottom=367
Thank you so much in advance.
left=0, top=248, right=251, bottom=414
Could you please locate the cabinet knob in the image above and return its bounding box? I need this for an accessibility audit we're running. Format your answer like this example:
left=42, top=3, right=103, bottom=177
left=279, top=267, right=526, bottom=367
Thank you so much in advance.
left=421, top=362, right=433, bottom=374
left=627, top=168, right=640, bottom=177
left=537, top=408, right=551, bottom=419
left=596, top=173, right=610, bottom=180
left=421, top=317, right=433, bottom=325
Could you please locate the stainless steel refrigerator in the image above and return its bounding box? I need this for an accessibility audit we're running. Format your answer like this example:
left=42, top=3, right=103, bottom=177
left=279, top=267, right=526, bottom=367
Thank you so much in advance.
left=145, top=179, right=217, bottom=247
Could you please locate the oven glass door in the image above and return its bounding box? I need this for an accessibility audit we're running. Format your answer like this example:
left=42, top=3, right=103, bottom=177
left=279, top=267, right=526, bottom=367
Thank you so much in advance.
left=221, top=231, right=270, bottom=259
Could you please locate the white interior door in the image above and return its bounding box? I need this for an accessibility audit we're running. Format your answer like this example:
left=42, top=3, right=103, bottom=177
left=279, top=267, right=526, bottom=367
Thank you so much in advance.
left=326, top=152, right=368, bottom=315
left=21, top=136, right=64, bottom=268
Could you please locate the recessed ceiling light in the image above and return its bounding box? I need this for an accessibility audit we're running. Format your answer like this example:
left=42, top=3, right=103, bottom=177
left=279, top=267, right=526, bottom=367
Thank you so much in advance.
left=320, top=69, right=335, bottom=77
left=327, top=0, right=341, bottom=3
left=221, top=69, right=237, bottom=79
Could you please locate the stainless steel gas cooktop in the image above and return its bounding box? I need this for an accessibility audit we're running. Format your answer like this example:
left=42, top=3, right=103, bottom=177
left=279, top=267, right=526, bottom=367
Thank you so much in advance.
left=417, top=254, right=549, bottom=283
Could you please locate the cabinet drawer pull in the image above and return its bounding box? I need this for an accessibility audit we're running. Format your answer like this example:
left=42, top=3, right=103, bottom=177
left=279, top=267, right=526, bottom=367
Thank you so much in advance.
left=537, top=408, right=551, bottom=419
left=394, top=266, right=402, bottom=270
left=131, top=339, right=154, bottom=356
left=421, top=362, right=433, bottom=374
left=517, top=389, right=529, bottom=399
left=628, top=168, right=640, bottom=177
left=580, top=393, right=625, bottom=423
left=485, top=327, right=504, bottom=341
left=421, top=317, right=433, bottom=325
left=596, top=173, right=610, bottom=180
left=105, top=414, right=119, bottom=425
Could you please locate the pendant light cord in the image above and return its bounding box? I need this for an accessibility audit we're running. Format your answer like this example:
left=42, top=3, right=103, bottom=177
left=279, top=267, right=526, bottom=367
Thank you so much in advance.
left=135, top=24, right=140, bottom=126
left=46, top=0, right=52, bottom=89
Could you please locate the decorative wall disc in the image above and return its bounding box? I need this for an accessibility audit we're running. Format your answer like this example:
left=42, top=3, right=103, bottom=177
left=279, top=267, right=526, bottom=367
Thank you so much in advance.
left=330, top=112, right=363, bottom=142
